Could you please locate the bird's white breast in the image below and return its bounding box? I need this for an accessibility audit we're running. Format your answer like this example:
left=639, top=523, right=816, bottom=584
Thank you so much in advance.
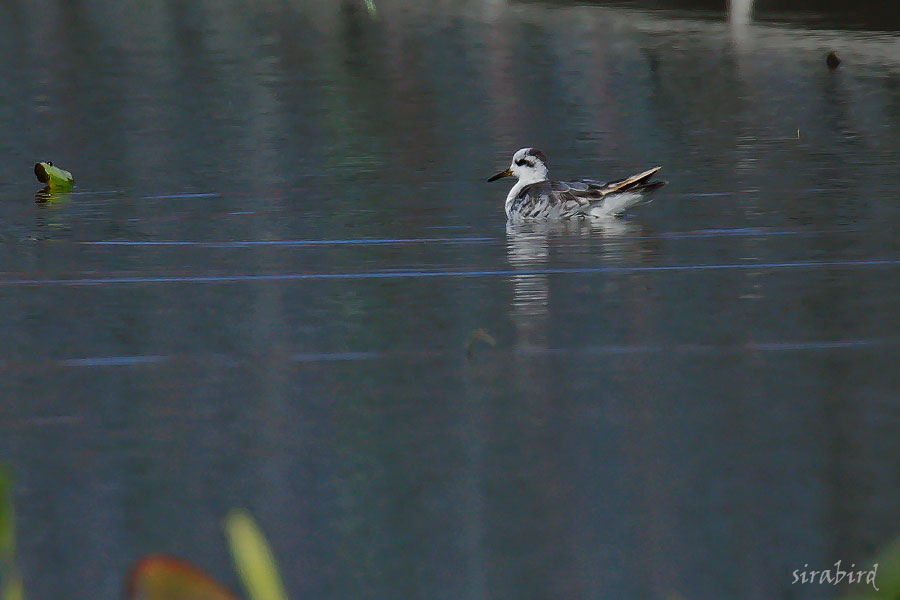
left=505, top=173, right=548, bottom=218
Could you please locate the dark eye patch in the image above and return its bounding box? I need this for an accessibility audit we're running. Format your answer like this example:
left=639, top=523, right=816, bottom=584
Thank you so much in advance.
left=525, top=149, right=547, bottom=163
left=515, top=159, right=531, bottom=167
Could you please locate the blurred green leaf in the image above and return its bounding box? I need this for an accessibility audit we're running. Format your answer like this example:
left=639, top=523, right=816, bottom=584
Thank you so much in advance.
left=0, top=465, right=12, bottom=561
left=33, top=162, right=74, bottom=191
left=1, top=575, right=23, bottom=600
left=866, top=537, right=900, bottom=599
left=842, top=535, right=900, bottom=599
left=0, top=465, right=23, bottom=600
left=224, top=511, right=287, bottom=600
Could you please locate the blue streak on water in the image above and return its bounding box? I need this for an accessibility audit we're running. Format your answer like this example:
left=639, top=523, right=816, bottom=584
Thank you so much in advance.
left=83, top=237, right=493, bottom=247
left=517, top=345, right=664, bottom=355
left=78, top=227, right=859, bottom=249
left=652, top=227, right=859, bottom=239
left=669, top=187, right=831, bottom=199
left=45, top=338, right=900, bottom=369
left=746, top=340, right=876, bottom=351
left=291, top=351, right=382, bottom=362
left=139, top=193, right=220, bottom=200
left=521, top=339, right=894, bottom=356
left=4, top=258, right=900, bottom=286
left=59, top=355, right=168, bottom=367
left=66, top=190, right=123, bottom=197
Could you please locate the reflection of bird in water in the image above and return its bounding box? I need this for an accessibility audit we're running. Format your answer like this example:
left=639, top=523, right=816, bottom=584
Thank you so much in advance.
left=488, top=148, right=664, bottom=221
left=506, top=223, right=550, bottom=342
left=505, top=218, right=643, bottom=350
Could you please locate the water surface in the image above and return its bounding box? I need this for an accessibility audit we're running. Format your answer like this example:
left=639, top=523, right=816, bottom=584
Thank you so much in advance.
left=2, top=1, right=900, bottom=599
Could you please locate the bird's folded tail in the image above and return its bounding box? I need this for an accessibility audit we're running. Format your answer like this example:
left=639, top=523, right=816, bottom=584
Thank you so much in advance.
left=599, top=166, right=665, bottom=196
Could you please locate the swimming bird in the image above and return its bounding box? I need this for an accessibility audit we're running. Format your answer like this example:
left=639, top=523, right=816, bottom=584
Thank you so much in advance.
left=488, top=148, right=664, bottom=220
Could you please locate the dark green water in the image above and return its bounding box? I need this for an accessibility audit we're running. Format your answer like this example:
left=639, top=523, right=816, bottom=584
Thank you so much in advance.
left=2, top=1, right=900, bottom=599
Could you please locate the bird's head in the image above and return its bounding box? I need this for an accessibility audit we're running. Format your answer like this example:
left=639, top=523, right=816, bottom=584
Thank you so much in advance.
left=488, top=148, right=549, bottom=185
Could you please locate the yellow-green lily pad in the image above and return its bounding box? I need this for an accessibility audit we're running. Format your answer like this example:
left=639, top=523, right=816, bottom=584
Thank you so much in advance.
left=34, top=162, right=74, bottom=191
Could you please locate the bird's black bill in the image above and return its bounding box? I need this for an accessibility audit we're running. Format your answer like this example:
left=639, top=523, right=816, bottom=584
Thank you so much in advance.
left=487, top=168, right=512, bottom=182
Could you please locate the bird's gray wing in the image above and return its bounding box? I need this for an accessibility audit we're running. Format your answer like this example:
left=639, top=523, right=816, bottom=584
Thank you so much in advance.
left=541, top=181, right=592, bottom=217
left=552, top=180, right=605, bottom=204
left=510, top=182, right=553, bottom=219
left=514, top=176, right=657, bottom=219
left=510, top=182, right=580, bottom=219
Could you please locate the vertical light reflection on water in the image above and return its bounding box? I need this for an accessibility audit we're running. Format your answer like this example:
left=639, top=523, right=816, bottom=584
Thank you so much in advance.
left=479, top=2, right=523, bottom=150
left=504, top=215, right=690, bottom=597
left=586, top=218, right=678, bottom=598
left=728, top=0, right=757, bottom=181
left=729, top=0, right=754, bottom=28
left=458, top=367, right=487, bottom=600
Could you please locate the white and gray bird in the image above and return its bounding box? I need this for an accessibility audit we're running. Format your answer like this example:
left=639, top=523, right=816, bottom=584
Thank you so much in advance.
left=488, top=148, right=665, bottom=221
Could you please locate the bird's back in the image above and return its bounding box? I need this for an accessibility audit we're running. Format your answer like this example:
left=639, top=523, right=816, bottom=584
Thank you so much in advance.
left=506, top=168, right=664, bottom=221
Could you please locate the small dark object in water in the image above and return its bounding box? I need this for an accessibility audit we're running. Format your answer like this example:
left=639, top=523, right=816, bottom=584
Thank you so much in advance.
left=34, top=161, right=50, bottom=183
left=465, top=328, right=497, bottom=360
left=826, top=51, right=841, bottom=70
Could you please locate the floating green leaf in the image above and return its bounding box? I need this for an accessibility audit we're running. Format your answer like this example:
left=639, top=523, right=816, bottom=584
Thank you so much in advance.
left=224, top=511, right=287, bottom=600
left=33, top=162, right=74, bottom=191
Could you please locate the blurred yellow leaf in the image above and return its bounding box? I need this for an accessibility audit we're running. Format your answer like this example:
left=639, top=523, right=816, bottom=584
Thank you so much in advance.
left=1, top=575, right=23, bottom=600
left=224, top=511, right=287, bottom=600
left=125, top=556, right=239, bottom=600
